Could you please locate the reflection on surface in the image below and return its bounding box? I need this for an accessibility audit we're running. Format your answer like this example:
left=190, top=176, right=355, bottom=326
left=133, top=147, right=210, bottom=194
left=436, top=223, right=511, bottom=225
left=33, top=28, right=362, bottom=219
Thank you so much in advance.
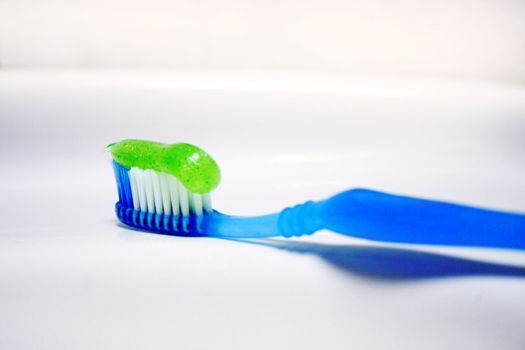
left=235, top=239, right=525, bottom=280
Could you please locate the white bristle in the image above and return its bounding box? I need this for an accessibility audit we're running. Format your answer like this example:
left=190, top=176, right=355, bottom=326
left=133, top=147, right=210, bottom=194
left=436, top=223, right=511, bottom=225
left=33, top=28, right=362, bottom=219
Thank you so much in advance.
left=150, top=171, right=163, bottom=214
left=202, top=194, right=212, bottom=213
left=192, top=194, right=203, bottom=216
left=129, top=168, right=140, bottom=210
left=159, top=173, right=172, bottom=215
left=178, top=181, right=190, bottom=216
left=144, top=170, right=156, bottom=213
left=167, top=175, right=180, bottom=216
left=133, top=168, right=148, bottom=212
left=128, top=167, right=212, bottom=216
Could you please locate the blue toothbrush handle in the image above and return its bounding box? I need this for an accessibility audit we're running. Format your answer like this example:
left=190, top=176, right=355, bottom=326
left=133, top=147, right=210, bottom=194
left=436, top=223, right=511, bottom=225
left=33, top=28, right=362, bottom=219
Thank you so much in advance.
left=277, top=189, right=525, bottom=249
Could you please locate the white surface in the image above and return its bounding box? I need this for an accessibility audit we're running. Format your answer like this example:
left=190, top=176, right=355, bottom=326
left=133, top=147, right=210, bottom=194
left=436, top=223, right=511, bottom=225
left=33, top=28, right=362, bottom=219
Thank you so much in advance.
left=1, top=0, right=525, bottom=82
left=1, top=70, right=525, bottom=349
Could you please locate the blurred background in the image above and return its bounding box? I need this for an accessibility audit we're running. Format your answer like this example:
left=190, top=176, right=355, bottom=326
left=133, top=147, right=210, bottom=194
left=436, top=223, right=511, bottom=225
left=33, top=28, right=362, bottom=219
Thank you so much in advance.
left=1, top=0, right=525, bottom=82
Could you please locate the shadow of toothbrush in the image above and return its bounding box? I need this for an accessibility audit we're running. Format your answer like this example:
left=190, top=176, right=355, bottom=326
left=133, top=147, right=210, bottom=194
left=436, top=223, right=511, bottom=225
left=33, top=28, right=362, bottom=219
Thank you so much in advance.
left=116, top=220, right=525, bottom=280
left=233, top=239, right=525, bottom=280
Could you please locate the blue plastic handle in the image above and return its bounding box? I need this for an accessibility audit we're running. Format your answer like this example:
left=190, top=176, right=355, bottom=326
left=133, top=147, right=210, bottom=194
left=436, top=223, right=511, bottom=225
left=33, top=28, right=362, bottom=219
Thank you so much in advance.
left=276, top=189, right=525, bottom=249
left=203, top=189, right=525, bottom=250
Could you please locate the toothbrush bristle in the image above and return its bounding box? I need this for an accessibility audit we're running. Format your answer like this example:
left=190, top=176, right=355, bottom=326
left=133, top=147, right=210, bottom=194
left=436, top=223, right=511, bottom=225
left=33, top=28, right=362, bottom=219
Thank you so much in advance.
left=127, top=166, right=212, bottom=216
left=112, top=160, right=212, bottom=234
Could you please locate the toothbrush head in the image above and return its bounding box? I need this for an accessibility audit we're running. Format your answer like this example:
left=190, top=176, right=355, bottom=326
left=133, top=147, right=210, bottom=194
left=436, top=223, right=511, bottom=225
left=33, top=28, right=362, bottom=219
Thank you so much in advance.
left=108, top=140, right=221, bottom=235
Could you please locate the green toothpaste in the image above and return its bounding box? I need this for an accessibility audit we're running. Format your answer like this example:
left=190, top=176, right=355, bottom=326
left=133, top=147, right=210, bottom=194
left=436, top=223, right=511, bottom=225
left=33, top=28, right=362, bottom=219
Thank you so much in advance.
left=107, top=139, right=221, bottom=194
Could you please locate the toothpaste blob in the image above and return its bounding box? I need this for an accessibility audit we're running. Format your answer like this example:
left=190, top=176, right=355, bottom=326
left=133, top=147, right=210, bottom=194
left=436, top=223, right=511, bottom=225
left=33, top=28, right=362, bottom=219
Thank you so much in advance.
left=107, top=140, right=221, bottom=194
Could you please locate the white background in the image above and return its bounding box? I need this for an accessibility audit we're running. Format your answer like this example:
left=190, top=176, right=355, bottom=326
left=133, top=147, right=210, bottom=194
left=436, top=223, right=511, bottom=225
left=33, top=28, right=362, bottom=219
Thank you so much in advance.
left=1, top=0, right=525, bottom=82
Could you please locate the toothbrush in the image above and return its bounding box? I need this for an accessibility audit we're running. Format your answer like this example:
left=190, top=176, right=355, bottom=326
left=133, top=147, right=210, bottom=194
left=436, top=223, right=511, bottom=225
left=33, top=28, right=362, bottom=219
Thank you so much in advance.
left=108, top=140, right=525, bottom=250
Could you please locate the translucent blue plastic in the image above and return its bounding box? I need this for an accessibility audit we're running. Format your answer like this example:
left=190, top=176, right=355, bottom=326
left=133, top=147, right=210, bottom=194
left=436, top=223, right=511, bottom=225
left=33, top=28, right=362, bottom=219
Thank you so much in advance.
left=113, top=161, right=525, bottom=249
